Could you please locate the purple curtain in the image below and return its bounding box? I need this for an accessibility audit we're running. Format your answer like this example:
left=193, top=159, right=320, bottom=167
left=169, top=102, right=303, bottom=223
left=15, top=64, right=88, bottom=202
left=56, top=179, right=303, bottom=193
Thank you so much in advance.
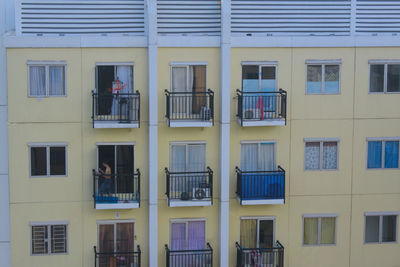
left=171, top=223, right=186, bottom=250
left=188, top=221, right=205, bottom=250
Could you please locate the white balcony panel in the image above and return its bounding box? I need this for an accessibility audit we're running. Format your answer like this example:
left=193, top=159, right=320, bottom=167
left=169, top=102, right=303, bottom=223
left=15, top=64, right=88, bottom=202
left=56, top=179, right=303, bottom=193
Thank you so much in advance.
left=356, top=0, right=400, bottom=34
left=95, top=202, right=140, bottom=210
left=18, top=0, right=145, bottom=36
left=231, top=0, right=351, bottom=36
left=168, top=199, right=212, bottom=207
left=157, top=0, right=221, bottom=35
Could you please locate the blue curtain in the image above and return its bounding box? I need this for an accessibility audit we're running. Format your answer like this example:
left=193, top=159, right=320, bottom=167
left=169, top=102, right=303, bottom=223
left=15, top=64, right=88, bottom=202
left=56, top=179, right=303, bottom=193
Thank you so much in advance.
left=367, top=141, right=382, bottom=168
left=385, top=141, right=399, bottom=168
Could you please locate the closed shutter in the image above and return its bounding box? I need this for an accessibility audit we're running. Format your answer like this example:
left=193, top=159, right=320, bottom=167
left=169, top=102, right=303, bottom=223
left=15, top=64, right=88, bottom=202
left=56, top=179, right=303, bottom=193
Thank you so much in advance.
left=19, top=0, right=145, bottom=36
left=51, top=225, right=67, bottom=253
left=157, top=0, right=221, bottom=35
left=32, top=225, right=48, bottom=254
left=356, top=0, right=400, bottom=34
left=231, top=0, right=351, bottom=36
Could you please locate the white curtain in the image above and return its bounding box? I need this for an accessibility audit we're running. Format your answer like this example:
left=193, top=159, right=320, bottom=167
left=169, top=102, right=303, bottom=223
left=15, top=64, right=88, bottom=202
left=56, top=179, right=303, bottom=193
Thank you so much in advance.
left=172, top=67, right=187, bottom=93
left=322, top=142, right=338, bottom=169
left=188, top=66, right=194, bottom=91
left=305, top=142, right=320, bottom=170
left=241, top=144, right=258, bottom=171
left=171, top=145, right=186, bottom=172
left=188, top=144, right=206, bottom=172
left=260, top=143, right=274, bottom=171
left=29, top=66, right=46, bottom=96
left=241, top=143, right=274, bottom=171
left=49, top=66, right=65, bottom=96
left=116, top=65, right=133, bottom=93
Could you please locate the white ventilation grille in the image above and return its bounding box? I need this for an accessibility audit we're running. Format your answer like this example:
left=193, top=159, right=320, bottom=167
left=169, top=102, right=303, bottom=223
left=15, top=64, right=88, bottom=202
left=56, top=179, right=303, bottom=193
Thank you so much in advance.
left=356, top=0, right=400, bottom=34
left=157, top=0, right=221, bottom=35
left=231, top=0, right=351, bottom=36
left=18, top=0, right=145, bottom=36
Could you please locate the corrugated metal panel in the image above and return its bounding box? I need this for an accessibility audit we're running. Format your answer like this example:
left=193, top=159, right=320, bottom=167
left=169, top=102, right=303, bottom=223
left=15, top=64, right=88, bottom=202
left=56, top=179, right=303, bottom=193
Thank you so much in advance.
left=356, top=0, right=400, bottom=34
left=231, top=0, right=351, bottom=36
left=157, top=0, right=221, bottom=35
left=19, top=0, right=145, bottom=36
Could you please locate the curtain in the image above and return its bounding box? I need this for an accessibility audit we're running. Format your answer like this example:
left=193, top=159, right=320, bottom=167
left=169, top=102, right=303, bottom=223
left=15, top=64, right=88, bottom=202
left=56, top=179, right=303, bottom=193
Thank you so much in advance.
left=171, top=145, right=186, bottom=172
left=192, top=66, right=206, bottom=113
left=188, top=144, right=206, bottom=172
left=384, top=141, right=399, bottom=168
left=305, top=142, right=320, bottom=170
left=240, top=219, right=257, bottom=248
left=322, top=142, right=338, bottom=169
left=116, top=66, right=133, bottom=93
left=99, top=224, right=115, bottom=253
left=260, top=143, right=274, bottom=171
left=116, top=223, right=134, bottom=252
left=172, top=67, right=187, bottom=115
left=367, top=141, right=382, bottom=168
left=171, top=223, right=186, bottom=250
left=303, top=218, right=318, bottom=245
left=241, top=144, right=258, bottom=171
left=29, top=66, right=46, bottom=96
left=188, top=221, right=205, bottom=250
left=49, top=66, right=65, bottom=96
left=320, top=217, right=336, bottom=244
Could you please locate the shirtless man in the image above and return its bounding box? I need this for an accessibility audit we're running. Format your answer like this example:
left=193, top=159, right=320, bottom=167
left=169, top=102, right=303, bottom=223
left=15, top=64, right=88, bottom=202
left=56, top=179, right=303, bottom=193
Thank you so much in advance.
left=98, top=162, right=112, bottom=194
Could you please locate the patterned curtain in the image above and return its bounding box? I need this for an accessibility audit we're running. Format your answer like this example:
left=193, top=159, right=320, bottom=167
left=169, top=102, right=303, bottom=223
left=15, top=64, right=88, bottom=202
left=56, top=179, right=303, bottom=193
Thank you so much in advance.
left=305, top=142, right=320, bottom=170
left=322, top=142, right=338, bottom=169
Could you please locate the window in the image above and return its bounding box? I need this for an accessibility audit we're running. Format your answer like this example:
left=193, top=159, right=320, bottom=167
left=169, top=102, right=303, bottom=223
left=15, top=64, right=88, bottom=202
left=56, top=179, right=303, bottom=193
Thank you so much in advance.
left=170, top=143, right=206, bottom=172
left=306, top=60, right=341, bottom=94
left=240, top=218, right=274, bottom=248
left=365, top=213, right=398, bottom=243
left=367, top=139, right=399, bottom=169
left=170, top=220, right=205, bottom=250
left=369, top=61, right=400, bottom=93
left=31, top=222, right=68, bottom=255
left=29, top=144, right=67, bottom=177
left=304, top=139, right=338, bottom=170
left=303, top=215, right=337, bottom=245
left=28, top=61, right=66, bottom=97
left=241, top=142, right=275, bottom=171
left=242, top=63, right=277, bottom=92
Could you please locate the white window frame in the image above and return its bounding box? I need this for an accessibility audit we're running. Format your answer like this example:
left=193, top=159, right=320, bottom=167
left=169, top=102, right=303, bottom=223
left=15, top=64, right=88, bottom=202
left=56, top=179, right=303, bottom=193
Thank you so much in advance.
left=240, top=140, right=277, bottom=171
left=96, top=220, right=136, bottom=252
left=169, top=218, right=207, bottom=250
left=368, top=60, right=400, bottom=94
left=241, top=62, right=279, bottom=92
left=305, top=59, right=342, bottom=95
left=302, top=214, right=338, bottom=246
left=240, top=216, right=276, bottom=248
left=169, top=62, right=207, bottom=93
left=169, top=142, right=207, bottom=172
left=30, top=221, right=68, bottom=255
left=27, top=61, right=67, bottom=97
left=364, top=212, right=399, bottom=244
left=28, top=143, right=68, bottom=178
left=304, top=138, right=339, bottom=171
left=95, top=62, right=134, bottom=93
left=366, top=137, right=400, bottom=169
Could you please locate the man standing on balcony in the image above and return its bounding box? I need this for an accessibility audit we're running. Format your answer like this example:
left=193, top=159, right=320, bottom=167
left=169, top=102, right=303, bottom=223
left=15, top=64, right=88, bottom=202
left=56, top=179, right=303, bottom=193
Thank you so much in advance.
left=98, top=162, right=112, bottom=195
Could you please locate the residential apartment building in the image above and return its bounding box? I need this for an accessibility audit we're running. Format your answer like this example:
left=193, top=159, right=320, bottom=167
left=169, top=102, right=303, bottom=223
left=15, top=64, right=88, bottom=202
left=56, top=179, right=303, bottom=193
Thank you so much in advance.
left=1, top=1, right=400, bottom=267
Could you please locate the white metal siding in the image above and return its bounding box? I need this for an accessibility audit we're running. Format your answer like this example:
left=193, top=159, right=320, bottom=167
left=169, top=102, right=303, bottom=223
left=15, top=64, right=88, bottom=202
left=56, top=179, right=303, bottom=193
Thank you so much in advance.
left=18, top=0, right=145, bottom=36
left=157, top=0, right=221, bottom=35
left=356, top=0, right=400, bottom=34
left=231, top=0, right=351, bottom=36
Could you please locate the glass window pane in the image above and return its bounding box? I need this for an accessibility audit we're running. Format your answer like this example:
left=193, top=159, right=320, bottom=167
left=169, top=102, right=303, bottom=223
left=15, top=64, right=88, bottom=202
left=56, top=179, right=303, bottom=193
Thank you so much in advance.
left=50, top=147, right=66, bottom=175
left=242, top=65, right=259, bottom=92
left=305, top=142, right=320, bottom=170
left=370, top=65, right=384, bottom=92
left=31, top=147, right=47, bottom=176
left=387, top=64, right=400, bottom=92
left=171, top=223, right=186, bottom=250
left=29, top=66, right=46, bottom=96
left=51, top=225, right=67, bottom=253
left=116, top=223, right=134, bottom=252
left=99, top=224, right=114, bottom=253
left=382, top=215, right=397, bottom=242
left=367, top=141, right=382, bottom=169
left=324, top=65, right=340, bottom=94
left=172, top=67, right=187, bottom=93
left=259, top=220, right=274, bottom=248
left=322, top=142, right=338, bottom=169
left=320, top=217, right=336, bottom=244
left=188, top=144, right=206, bottom=172
left=188, top=221, right=205, bottom=250
left=49, top=66, right=65, bottom=96
left=365, top=216, right=380, bottom=243
left=261, top=66, right=276, bottom=92
left=259, top=143, right=275, bottom=171
left=171, top=145, right=186, bottom=172
left=384, top=141, right=399, bottom=168
left=32, top=225, right=48, bottom=254
left=241, top=144, right=258, bottom=171
left=304, top=218, right=319, bottom=245
left=240, top=219, right=257, bottom=248
left=307, top=65, right=322, bottom=94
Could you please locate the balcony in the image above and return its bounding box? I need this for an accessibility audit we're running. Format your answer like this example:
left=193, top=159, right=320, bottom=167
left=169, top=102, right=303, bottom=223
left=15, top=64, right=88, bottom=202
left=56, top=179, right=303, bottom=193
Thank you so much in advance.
left=236, top=241, right=284, bottom=267
left=93, top=169, right=140, bottom=210
left=236, top=166, right=285, bottom=205
left=165, top=167, right=213, bottom=207
left=236, top=89, right=287, bottom=127
left=92, top=91, right=140, bottom=128
left=94, top=245, right=141, bottom=267
left=165, top=89, right=214, bottom=127
left=165, top=243, right=213, bottom=267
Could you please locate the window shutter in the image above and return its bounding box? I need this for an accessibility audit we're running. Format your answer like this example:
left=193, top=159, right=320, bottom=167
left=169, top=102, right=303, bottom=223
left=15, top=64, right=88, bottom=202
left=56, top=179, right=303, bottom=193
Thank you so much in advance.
left=356, top=1, right=400, bottom=34
left=32, top=225, right=48, bottom=254
left=51, top=225, right=67, bottom=253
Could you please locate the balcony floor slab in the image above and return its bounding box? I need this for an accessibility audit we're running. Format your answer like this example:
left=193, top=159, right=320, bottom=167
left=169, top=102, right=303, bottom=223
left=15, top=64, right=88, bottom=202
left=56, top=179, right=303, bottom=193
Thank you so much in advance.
left=168, top=199, right=212, bottom=207
left=94, top=121, right=139, bottom=129
left=238, top=197, right=284, bottom=205
left=237, top=118, right=285, bottom=127
left=95, top=202, right=139, bottom=210
left=167, top=120, right=213, bottom=128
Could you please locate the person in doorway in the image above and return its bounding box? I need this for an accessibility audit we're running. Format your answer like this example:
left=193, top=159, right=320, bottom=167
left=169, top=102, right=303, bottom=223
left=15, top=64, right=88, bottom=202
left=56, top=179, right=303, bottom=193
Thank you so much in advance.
left=98, top=162, right=112, bottom=195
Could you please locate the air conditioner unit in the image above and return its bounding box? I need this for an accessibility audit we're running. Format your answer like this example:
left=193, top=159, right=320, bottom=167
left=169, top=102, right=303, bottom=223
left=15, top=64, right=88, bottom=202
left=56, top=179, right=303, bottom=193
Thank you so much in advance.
left=192, top=187, right=211, bottom=200
left=243, top=109, right=260, bottom=119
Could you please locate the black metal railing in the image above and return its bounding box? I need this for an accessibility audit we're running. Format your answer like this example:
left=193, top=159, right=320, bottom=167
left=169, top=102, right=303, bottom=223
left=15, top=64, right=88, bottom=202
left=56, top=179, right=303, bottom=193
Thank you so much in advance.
left=165, top=167, right=213, bottom=206
left=236, top=166, right=285, bottom=204
left=94, top=245, right=141, bottom=267
left=92, top=91, right=140, bottom=126
left=236, top=241, right=284, bottom=267
left=93, top=169, right=140, bottom=208
left=165, top=243, right=213, bottom=267
left=165, top=89, right=214, bottom=125
left=236, top=89, right=287, bottom=125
